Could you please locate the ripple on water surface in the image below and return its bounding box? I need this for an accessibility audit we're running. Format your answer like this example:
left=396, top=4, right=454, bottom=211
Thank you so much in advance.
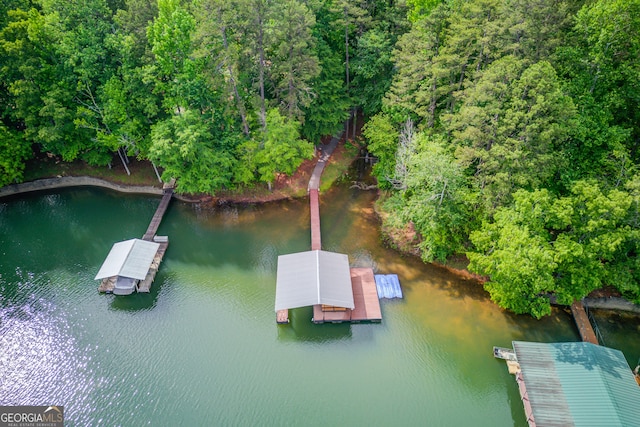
left=2, top=187, right=635, bottom=426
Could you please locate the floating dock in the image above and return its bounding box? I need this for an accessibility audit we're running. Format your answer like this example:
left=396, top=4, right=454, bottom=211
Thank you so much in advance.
left=312, top=268, right=382, bottom=324
left=97, top=180, right=174, bottom=294
left=374, top=274, right=403, bottom=299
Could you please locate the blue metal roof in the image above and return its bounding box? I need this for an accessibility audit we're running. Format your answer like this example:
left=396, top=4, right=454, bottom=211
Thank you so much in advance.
left=513, top=341, right=640, bottom=427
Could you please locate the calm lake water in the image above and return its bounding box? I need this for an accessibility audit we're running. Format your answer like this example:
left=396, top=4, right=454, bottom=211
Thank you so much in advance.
left=0, top=184, right=638, bottom=426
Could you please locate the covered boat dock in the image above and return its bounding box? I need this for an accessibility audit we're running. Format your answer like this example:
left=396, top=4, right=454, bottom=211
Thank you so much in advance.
left=96, top=238, right=159, bottom=294
left=274, top=131, right=383, bottom=325
left=498, top=341, right=640, bottom=427
left=274, top=250, right=381, bottom=324
left=96, top=181, right=173, bottom=294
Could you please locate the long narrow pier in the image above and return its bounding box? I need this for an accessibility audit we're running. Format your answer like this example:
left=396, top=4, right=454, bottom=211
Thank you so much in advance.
left=143, top=184, right=174, bottom=241
left=307, top=136, right=339, bottom=251
left=310, top=189, right=321, bottom=251
left=570, top=300, right=599, bottom=345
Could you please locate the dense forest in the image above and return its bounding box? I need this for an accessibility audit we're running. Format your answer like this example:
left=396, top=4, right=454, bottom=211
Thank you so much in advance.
left=1, top=0, right=639, bottom=317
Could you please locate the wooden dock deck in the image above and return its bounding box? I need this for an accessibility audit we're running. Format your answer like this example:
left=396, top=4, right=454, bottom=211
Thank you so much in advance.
left=143, top=187, right=173, bottom=241
left=310, top=189, right=321, bottom=251
left=98, top=276, right=117, bottom=293
left=137, top=239, right=168, bottom=292
left=570, top=300, right=599, bottom=345
left=312, top=267, right=382, bottom=324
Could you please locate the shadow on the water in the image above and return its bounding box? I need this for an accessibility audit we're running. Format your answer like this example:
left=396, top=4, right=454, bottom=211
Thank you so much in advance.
left=161, top=199, right=311, bottom=271
left=499, top=306, right=579, bottom=347
left=106, top=272, right=170, bottom=312
left=506, top=379, right=527, bottom=427
left=277, top=307, right=352, bottom=343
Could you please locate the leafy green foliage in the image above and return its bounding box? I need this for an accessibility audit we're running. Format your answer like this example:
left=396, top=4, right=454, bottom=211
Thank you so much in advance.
left=469, top=190, right=558, bottom=318
left=351, top=29, right=393, bottom=116
left=301, top=38, right=350, bottom=143
left=1, top=0, right=639, bottom=319
left=392, top=132, right=474, bottom=262
left=0, top=125, right=32, bottom=186
left=373, top=0, right=640, bottom=316
left=447, top=58, right=576, bottom=209
left=362, top=113, right=398, bottom=189
left=148, top=110, right=236, bottom=194
left=266, top=0, right=320, bottom=121
left=469, top=182, right=639, bottom=318
left=253, top=108, right=314, bottom=185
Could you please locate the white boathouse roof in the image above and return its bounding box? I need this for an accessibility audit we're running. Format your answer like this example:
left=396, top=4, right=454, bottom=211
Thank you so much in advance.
left=274, top=250, right=355, bottom=311
left=95, top=238, right=160, bottom=280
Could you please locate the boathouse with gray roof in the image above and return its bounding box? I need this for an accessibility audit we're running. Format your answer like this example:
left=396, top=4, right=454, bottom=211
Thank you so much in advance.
left=275, top=250, right=354, bottom=312
left=95, top=238, right=160, bottom=282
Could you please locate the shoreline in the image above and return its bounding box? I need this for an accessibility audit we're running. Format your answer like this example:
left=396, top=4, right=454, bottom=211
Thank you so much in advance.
left=0, top=176, right=163, bottom=198
left=582, top=297, right=640, bottom=314
left=4, top=175, right=640, bottom=317
left=0, top=176, right=284, bottom=204
left=375, top=198, right=640, bottom=317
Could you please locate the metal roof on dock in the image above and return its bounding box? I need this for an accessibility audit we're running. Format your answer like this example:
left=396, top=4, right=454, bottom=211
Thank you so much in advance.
left=513, top=341, right=640, bottom=427
left=95, top=238, right=160, bottom=280
left=275, top=250, right=354, bottom=311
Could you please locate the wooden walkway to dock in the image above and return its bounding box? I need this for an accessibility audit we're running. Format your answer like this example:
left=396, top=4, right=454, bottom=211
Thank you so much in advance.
left=307, top=135, right=339, bottom=251
left=570, top=300, right=599, bottom=345
left=307, top=135, right=339, bottom=192
left=143, top=186, right=173, bottom=241
left=310, top=189, right=321, bottom=251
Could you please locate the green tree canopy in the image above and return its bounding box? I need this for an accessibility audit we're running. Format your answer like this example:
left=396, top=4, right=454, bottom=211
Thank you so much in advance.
left=469, top=182, right=639, bottom=318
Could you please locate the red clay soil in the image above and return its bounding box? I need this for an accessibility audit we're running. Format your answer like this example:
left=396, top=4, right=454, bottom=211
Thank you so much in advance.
left=210, top=135, right=350, bottom=204
left=20, top=133, right=355, bottom=206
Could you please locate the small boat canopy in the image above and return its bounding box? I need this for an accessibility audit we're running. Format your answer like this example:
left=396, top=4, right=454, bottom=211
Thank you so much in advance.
left=95, top=239, right=160, bottom=280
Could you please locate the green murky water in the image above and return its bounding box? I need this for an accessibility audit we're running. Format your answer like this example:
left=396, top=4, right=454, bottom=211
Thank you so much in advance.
left=0, top=185, right=636, bottom=426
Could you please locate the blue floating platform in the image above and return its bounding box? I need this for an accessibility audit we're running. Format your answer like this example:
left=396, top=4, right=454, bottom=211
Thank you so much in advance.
left=374, top=274, right=403, bottom=299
